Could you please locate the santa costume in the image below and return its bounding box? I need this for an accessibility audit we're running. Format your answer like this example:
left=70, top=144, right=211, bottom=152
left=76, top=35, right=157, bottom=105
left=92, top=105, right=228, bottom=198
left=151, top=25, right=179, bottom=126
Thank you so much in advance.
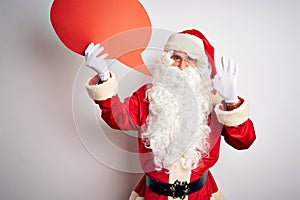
left=85, top=29, right=256, bottom=200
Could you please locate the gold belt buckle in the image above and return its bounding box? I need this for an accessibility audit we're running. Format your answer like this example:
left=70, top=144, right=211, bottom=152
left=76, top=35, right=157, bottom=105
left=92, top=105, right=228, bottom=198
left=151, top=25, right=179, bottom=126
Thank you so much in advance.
left=170, top=180, right=190, bottom=199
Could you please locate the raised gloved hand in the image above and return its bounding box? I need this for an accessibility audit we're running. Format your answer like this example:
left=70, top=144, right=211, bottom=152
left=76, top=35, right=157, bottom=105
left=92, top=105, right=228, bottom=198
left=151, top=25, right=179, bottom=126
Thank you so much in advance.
left=85, top=42, right=110, bottom=81
left=212, top=57, right=239, bottom=103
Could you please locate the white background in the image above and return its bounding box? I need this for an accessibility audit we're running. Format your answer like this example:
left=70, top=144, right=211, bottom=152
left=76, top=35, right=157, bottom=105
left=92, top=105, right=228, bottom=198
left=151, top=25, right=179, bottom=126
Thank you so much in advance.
left=1, top=0, right=299, bottom=199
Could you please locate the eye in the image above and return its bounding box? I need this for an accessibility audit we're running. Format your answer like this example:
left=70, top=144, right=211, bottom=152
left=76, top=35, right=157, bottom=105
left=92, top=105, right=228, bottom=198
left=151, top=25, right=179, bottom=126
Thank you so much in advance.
left=171, top=55, right=181, bottom=61
left=187, top=56, right=194, bottom=61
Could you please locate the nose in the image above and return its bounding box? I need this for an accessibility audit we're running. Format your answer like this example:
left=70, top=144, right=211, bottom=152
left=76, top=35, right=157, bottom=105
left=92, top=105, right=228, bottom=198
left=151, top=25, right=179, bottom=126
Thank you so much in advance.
left=178, top=60, right=189, bottom=70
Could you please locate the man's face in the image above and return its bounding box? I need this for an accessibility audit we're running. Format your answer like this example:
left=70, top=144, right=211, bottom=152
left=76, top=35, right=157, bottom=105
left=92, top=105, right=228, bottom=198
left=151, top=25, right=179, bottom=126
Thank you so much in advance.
left=170, top=51, right=197, bottom=70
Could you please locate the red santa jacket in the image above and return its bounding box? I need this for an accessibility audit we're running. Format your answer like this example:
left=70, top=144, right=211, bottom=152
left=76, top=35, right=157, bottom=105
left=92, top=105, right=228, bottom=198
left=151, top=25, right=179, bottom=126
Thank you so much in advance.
left=86, top=74, right=256, bottom=200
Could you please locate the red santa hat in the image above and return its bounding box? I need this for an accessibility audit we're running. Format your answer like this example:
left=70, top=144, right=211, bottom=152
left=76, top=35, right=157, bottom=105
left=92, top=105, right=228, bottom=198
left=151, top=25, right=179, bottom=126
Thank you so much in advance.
left=164, top=29, right=216, bottom=78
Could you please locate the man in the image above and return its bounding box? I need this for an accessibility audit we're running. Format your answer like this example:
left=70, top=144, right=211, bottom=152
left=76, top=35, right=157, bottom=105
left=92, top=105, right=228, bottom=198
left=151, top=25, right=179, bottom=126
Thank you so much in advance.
left=85, top=29, right=256, bottom=200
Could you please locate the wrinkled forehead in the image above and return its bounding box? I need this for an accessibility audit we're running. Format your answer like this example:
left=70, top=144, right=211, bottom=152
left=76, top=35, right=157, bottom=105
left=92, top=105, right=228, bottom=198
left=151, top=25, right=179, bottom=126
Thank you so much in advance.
left=172, top=50, right=191, bottom=58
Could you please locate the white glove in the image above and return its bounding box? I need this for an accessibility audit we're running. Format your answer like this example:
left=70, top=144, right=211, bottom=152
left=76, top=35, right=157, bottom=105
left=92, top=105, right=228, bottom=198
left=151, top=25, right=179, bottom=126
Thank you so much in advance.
left=85, top=42, right=110, bottom=81
left=212, top=57, right=239, bottom=103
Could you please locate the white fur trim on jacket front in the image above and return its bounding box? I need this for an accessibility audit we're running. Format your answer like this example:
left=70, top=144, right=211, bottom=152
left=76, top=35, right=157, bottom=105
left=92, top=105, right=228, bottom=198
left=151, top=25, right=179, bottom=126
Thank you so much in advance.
left=168, top=162, right=191, bottom=200
left=85, top=73, right=118, bottom=101
left=214, top=98, right=249, bottom=127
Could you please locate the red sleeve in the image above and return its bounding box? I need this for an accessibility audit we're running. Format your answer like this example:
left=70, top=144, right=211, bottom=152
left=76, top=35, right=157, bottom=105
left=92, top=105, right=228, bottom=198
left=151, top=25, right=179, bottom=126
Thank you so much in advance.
left=94, top=85, right=147, bottom=131
left=222, top=119, right=256, bottom=150
left=134, top=174, right=146, bottom=197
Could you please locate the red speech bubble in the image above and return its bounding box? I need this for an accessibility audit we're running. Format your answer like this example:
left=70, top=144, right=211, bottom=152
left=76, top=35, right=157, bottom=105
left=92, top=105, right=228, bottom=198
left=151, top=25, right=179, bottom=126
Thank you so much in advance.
left=50, top=0, right=152, bottom=75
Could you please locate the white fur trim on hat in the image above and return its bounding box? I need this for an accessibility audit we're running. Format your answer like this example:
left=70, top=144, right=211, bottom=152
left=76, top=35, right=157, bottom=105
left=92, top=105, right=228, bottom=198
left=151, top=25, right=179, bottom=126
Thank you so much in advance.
left=214, top=98, right=249, bottom=127
left=85, top=73, right=118, bottom=101
left=164, top=33, right=205, bottom=59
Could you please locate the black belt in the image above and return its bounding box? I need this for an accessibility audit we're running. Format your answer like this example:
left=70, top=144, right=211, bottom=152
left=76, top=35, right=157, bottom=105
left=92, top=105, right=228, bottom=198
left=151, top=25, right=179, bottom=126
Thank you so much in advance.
left=146, top=170, right=208, bottom=199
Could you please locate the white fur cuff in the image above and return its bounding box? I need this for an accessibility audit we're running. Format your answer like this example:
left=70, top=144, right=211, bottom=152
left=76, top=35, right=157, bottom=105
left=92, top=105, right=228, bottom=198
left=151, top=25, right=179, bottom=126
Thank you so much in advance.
left=214, top=98, right=249, bottom=127
left=85, top=73, right=118, bottom=101
left=210, top=190, right=224, bottom=200
left=129, top=191, right=144, bottom=200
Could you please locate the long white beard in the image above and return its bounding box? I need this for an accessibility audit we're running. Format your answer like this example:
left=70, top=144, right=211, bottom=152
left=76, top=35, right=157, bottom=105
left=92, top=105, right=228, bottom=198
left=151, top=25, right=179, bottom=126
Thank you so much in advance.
left=142, top=56, right=213, bottom=172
